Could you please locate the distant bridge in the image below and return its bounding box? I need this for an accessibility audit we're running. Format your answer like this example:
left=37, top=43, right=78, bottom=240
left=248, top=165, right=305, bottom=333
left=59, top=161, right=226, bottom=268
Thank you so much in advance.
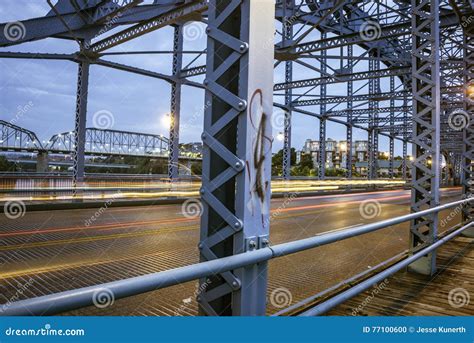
left=0, top=120, right=200, bottom=160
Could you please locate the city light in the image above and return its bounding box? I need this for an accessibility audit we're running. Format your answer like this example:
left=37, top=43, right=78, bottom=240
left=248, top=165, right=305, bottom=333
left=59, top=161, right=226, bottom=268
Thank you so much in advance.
left=161, top=114, right=172, bottom=128
left=277, top=132, right=284, bottom=141
left=468, top=83, right=474, bottom=96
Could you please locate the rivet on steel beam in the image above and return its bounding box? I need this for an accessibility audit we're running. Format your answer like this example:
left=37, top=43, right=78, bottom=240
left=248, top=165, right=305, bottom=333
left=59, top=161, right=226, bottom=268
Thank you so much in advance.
left=234, top=160, right=244, bottom=171
left=249, top=240, right=257, bottom=249
left=198, top=242, right=203, bottom=250
left=231, top=280, right=241, bottom=290
left=199, top=187, right=205, bottom=195
left=203, top=79, right=209, bottom=86
left=201, top=132, right=207, bottom=140
left=233, top=220, right=242, bottom=230
left=238, top=100, right=247, bottom=110
left=239, top=43, right=248, bottom=52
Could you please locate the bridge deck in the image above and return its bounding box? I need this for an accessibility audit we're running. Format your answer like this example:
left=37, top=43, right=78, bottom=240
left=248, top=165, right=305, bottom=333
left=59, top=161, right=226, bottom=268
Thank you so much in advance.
left=327, top=236, right=474, bottom=316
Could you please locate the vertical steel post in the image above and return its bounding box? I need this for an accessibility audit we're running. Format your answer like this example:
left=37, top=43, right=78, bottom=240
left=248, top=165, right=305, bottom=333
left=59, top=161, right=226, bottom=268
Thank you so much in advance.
left=462, top=24, right=474, bottom=236
left=346, top=44, right=353, bottom=178
left=319, top=32, right=327, bottom=180
left=374, top=57, right=380, bottom=179
left=403, top=140, right=408, bottom=179
left=282, top=0, right=294, bottom=181
left=199, top=0, right=274, bottom=316
left=409, top=0, right=441, bottom=275
left=72, top=44, right=90, bottom=197
left=403, top=92, right=409, bottom=180
left=389, top=76, right=395, bottom=178
left=368, top=58, right=375, bottom=180
left=168, top=25, right=183, bottom=181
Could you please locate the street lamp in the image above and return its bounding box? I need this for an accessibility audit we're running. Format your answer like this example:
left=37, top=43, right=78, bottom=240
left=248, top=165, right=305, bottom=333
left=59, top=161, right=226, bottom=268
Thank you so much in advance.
left=161, top=114, right=172, bottom=128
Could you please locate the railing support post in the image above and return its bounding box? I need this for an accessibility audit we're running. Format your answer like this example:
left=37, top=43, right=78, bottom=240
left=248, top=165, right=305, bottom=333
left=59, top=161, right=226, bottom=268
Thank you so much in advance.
left=199, top=0, right=274, bottom=316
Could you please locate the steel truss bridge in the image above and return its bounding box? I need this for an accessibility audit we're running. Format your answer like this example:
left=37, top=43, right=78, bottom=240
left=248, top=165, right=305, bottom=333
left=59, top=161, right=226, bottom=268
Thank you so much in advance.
left=0, top=0, right=473, bottom=316
left=0, top=119, right=180, bottom=158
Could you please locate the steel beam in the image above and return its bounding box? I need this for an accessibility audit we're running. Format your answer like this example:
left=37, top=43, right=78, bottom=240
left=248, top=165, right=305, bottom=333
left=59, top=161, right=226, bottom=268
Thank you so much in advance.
left=89, top=1, right=207, bottom=52
left=462, top=24, right=474, bottom=236
left=389, top=76, right=396, bottom=178
left=319, top=32, right=327, bottom=180
left=72, top=53, right=90, bottom=196
left=291, top=91, right=410, bottom=107
left=330, top=106, right=410, bottom=119
left=409, top=0, right=441, bottom=275
left=274, top=67, right=411, bottom=91
left=282, top=1, right=294, bottom=181
left=168, top=25, right=183, bottom=181
left=346, top=44, right=353, bottom=178
left=367, top=58, right=376, bottom=180
left=199, top=0, right=274, bottom=316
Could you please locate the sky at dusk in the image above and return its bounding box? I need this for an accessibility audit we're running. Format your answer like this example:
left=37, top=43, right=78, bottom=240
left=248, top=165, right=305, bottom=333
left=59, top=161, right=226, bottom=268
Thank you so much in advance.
left=0, top=1, right=404, bottom=155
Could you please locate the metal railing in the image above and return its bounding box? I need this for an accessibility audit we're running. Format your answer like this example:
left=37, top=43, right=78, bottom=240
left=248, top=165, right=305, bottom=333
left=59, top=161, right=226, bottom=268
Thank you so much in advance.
left=1, top=198, right=472, bottom=316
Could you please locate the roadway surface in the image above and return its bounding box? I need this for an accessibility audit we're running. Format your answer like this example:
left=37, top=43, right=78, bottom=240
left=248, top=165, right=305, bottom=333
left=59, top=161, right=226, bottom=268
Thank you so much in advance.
left=0, top=188, right=462, bottom=316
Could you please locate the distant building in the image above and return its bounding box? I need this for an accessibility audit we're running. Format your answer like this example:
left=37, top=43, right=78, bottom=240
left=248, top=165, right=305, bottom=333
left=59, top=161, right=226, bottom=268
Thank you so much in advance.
left=179, top=142, right=203, bottom=158
left=302, top=138, right=409, bottom=177
left=355, top=160, right=405, bottom=177
left=303, top=138, right=369, bottom=169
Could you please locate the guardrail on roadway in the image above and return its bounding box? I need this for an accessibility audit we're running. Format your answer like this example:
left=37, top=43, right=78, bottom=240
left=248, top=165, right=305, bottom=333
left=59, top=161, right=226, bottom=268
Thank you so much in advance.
left=1, top=197, right=471, bottom=316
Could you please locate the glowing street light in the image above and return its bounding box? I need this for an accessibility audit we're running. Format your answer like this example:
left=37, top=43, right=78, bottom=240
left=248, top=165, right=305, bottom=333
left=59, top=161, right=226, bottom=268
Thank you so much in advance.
left=161, top=113, right=172, bottom=128
left=467, top=83, right=474, bottom=96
